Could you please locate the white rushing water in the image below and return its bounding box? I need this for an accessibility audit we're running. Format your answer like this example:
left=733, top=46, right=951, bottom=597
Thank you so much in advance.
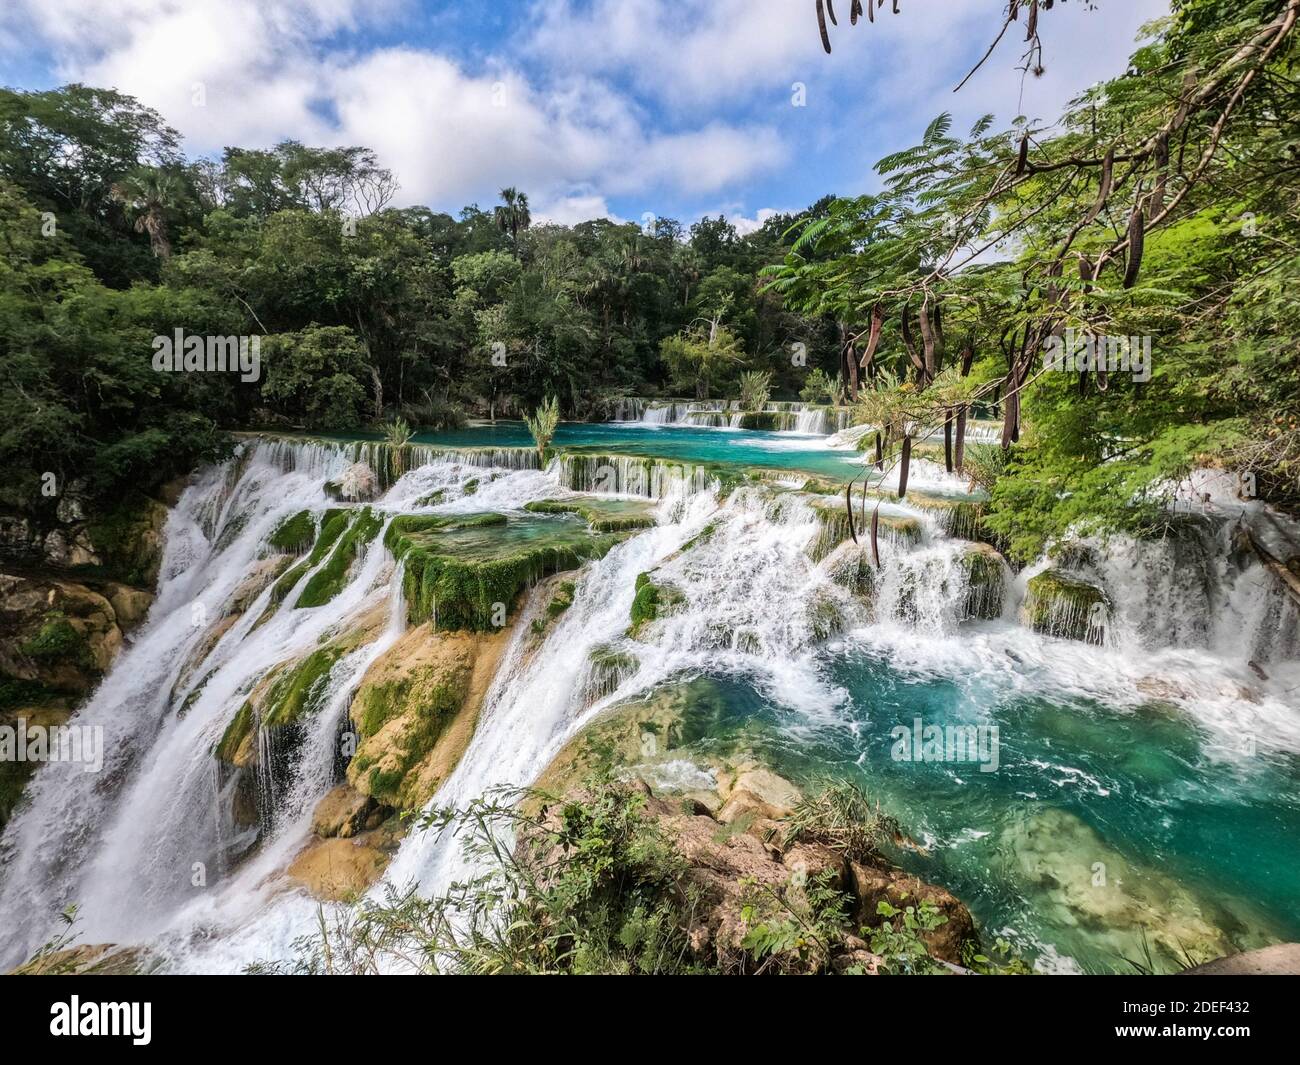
left=1, top=436, right=1296, bottom=972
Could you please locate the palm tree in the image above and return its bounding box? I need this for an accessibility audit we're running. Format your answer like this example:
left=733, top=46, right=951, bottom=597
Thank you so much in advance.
left=494, top=187, right=532, bottom=241
left=110, top=167, right=184, bottom=260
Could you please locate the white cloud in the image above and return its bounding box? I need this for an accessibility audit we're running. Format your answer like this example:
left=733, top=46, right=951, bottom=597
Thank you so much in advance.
left=728, top=207, right=779, bottom=237
left=0, top=0, right=1170, bottom=218
left=0, top=0, right=787, bottom=213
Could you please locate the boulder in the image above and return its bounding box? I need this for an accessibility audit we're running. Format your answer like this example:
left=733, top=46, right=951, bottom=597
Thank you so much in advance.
left=311, top=784, right=378, bottom=839
left=287, top=836, right=391, bottom=902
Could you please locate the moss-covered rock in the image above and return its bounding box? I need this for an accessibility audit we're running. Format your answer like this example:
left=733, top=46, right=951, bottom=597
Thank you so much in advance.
left=1021, top=569, right=1110, bottom=643
left=629, top=572, right=686, bottom=636
left=295, top=508, right=384, bottom=609
left=346, top=622, right=514, bottom=809
left=961, top=543, right=1009, bottom=621
left=524, top=498, right=657, bottom=533
left=386, top=513, right=619, bottom=631
left=1, top=577, right=124, bottom=696
left=808, top=497, right=923, bottom=563
left=85, top=491, right=169, bottom=587
left=1, top=703, right=72, bottom=831
left=268, top=510, right=315, bottom=554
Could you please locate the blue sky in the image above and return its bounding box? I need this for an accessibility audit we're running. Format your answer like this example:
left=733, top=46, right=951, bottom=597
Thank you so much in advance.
left=0, top=0, right=1170, bottom=231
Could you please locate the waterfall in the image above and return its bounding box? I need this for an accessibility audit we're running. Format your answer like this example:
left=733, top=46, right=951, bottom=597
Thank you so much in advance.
left=608, top=399, right=848, bottom=436
left=2, top=431, right=1297, bottom=973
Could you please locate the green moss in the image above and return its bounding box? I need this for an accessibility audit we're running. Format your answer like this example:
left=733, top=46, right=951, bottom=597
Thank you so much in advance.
left=262, top=647, right=346, bottom=729
left=0, top=677, right=60, bottom=711
left=463, top=478, right=480, bottom=496
left=268, top=510, right=315, bottom=554
left=353, top=663, right=471, bottom=740
left=734, top=411, right=778, bottom=431
left=214, top=701, right=255, bottom=765
left=296, top=508, right=385, bottom=609
left=85, top=491, right=164, bottom=586
left=525, top=499, right=656, bottom=533
left=960, top=546, right=1008, bottom=621
left=808, top=499, right=923, bottom=562
left=270, top=560, right=310, bottom=604
left=20, top=613, right=93, bottom=668
left=1021, top=569, right=1109, bottom=643
left=348, top=656, right=474, bottom=808
left=386, top=516, right=619, bottom=631
left=629, top=573, right=685, bottom=636
left=547, top=581, right=577, bottom=618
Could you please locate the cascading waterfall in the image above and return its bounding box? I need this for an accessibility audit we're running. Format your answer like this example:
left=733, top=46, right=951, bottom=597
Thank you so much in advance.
left=1, top=430, right=1297, bottom=973
left=612, top=399, right=852, bottom=436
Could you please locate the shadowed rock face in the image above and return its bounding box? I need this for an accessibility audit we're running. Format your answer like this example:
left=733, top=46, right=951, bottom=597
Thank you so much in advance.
left=1180, top=943, right=1300, bottom=975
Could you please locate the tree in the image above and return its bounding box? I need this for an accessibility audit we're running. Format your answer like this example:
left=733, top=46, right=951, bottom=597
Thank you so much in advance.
left=110, top=167, right=185, bottom=259
left=525, top=396, right=561, bottom=458
left=661, top=324, right=747, bottom=401
left=260, top=325, right=370, bottom=430
left=495, top=187, right=532, bottom=242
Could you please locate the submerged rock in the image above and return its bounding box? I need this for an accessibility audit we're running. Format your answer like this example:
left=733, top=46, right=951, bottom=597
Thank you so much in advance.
left=999, top=807, right=1276, bottom=971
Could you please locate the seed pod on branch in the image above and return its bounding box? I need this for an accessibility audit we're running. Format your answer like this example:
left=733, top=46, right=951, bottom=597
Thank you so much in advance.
left=898, top=435, right=913, bottom=499
left=817, top=0, right=832, bottom=52
left=1124, top=206, right=1146, bottom=289
left=851, top=1, right=863, bottom=24
left=870, top=507, right=881, bottom=569
left=875, top=431, right=884, bottom=471
left=1016, top=133, right=1029, bottom=176
left=1082, top=146, right=1115, bottom=227
left=901, top=305, right=925, bottom=380
left=846, top=483, right=858, bottom=544
left=826, top=1, right=839, bottom=25
left=944, top=410, right=954, bottom=473
left=917, top=301, right=938, bottom=384
left=1026, top=0, right=1039, bottom=42
left=860, top=303, right=884, bottom=370
left=954, top=406, right=968, bottom=473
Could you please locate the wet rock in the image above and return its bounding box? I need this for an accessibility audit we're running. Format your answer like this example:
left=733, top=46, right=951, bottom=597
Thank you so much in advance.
left=312, top=784, right=378, bottom=839
left=1000, top=807, right=1258, bottom=970
left=347, top=620, right=515, bottom=810
left=104, top=583, right=154, bottom=632
left=287, top=836, right=391, bottom=901
left=1021, top=569, right=1109, bottom=643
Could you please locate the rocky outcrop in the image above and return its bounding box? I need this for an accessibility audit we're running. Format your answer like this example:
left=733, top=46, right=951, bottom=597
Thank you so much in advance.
left=529, top=692, right=982, bottom=974
left=287, top=821, right=402, bottom=902
left=346, top=619, right=515, bottom=810
left=0, top=576, right=139, bottom=697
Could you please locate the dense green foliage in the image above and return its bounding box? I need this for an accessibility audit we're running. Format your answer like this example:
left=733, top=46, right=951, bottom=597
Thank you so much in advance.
left=0, top=84, right=839, bottom=512
left=770, top=0, right=1300, bottom=558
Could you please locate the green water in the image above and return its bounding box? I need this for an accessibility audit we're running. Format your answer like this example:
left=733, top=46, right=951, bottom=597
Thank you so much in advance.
left=632, top=665, right=1300, bottom=974
left=410, top=421, right=869, bottom=481
left=396, top=512, right=614, bottom=562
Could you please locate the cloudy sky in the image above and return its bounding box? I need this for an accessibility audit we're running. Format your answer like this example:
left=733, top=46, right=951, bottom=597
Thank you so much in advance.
left=0, top=0, right=1171, bottom=229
